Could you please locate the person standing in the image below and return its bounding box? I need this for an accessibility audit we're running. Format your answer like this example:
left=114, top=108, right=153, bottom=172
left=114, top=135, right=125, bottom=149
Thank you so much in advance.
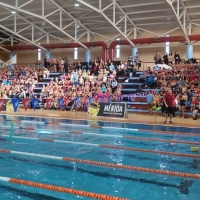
left=146, top=90, right=154, bottom=115
left=168, top=51, right=173, bottom=65
left=163, top=52, right=168, bottom=65
left=174, top=51, right=181, bottom=64
left=163, top=89, right=176, bottom=123
left=134, top=52, right=141, bottom=71
left=154, top=51, right=161, bottom=64
left=64, top=57, right=69, bottom=74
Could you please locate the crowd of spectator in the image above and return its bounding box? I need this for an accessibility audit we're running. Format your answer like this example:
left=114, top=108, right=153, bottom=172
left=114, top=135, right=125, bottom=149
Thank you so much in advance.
left=0, top=56, right=125, bottom=111
left=0, top=51, right=199, bottom=118
left=141, top=51, right=200, bottom=120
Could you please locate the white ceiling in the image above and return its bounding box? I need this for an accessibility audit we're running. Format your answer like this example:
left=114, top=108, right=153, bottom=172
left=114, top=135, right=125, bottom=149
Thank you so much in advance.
left=0, top=0, right=200, bottom=50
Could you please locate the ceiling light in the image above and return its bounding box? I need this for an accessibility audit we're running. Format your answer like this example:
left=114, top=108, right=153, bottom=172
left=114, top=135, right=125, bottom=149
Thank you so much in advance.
left=74, top=3, right=79, bottom=7
left=11, top=11, right=16, bottom=14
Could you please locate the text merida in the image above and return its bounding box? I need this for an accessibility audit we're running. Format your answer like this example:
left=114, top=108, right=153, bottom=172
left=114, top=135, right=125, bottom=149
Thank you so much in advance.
left=104, top=104, right=123, bottom=113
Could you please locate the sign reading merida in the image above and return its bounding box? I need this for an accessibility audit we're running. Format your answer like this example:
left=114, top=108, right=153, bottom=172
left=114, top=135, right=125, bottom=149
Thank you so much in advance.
left=104, top=104, right=123, bottom=113
left=88, top=101, right=127, bottom=118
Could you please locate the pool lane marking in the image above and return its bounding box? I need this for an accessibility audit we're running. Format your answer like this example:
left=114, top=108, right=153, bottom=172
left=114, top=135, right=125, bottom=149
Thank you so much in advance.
left=21, top=120, right=45, bottom=124
left=0, top=149, right=199, bottom=179
left=0, top=176, right=126, bottom=200
left=1, top=135, right=200, bottom=159
left=3, top=119, right=200, bottom=136
left=68, top=131, right=200, bottom=145
left=4, top=127, right=200, bottom=145
left=59, top=123, right=89, bottom=127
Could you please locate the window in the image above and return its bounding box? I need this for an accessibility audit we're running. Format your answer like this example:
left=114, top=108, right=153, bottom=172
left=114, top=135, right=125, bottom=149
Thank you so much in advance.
left=74, top=47, right=78, bottom=59
left=165, top=35, right=169, bottom=54
left=116, top=38, right=120, bottom=59
left=38, top=49, right=41, bottom=61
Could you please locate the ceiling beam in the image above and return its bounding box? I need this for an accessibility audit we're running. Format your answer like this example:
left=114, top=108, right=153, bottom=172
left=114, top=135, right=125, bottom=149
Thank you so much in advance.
left=126, top=8, right=169, bottom=15
left=0, top=23, right=47, bottom=51
left=0, top=1, right=88, bottom=49
left=120, top=1, right=166, bottom=8
left=77, top=0, right=137, bottom=47
left=166, top=0, right=191, bottom=44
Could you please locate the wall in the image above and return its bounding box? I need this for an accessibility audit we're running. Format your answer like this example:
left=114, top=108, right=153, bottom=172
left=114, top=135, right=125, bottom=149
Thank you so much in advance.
left=0, top=52, right=9, bottom=62
left=4, top=26, right=200, bottom=64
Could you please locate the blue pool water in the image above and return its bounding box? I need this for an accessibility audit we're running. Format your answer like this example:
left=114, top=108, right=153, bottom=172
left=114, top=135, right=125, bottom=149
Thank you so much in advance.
left=0, top=115, right=200, bottom=200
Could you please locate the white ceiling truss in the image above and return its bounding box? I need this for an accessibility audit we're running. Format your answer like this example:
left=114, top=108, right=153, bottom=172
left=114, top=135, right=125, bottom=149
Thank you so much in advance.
left=77, top=0, right=140, bottom=47
left=0, top=0, right=200, bottom=53
left=166, top=0, right=191, bottom=44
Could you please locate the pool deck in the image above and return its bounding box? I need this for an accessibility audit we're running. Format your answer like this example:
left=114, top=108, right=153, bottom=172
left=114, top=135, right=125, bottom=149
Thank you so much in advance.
left=0, top=109, right=199, bottom=128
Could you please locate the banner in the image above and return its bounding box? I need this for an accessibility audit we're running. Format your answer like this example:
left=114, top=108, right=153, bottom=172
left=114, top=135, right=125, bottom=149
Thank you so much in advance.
left=58, top=98, right=63, bottom=109
left=88, top=101, right=127, bottom=118
left=0, top=55, right=17, bottom=68
left=0, top=99, right=5, bottom=111
left=11, top=98, right=20, bottom=112
left=22, top=98, right=31, bottom=111
left=46, top=98, right=52, bottom=109
left=31, top=98, right=39, bottom=111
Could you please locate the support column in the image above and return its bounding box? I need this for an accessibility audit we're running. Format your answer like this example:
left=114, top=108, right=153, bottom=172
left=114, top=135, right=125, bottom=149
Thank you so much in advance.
left=45, top=51, right=51, bottom=59
left=186, top=45, right=193, bottom=60
left=86, top=49, right=91, bottom=63
left=132, top=47, right=138, bottom=63
left=10, top=53, right=15, bottom=69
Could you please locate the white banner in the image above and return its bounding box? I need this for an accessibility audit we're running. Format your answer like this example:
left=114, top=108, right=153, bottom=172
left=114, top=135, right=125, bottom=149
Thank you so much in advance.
left=0, top=55, right=17, bottom=68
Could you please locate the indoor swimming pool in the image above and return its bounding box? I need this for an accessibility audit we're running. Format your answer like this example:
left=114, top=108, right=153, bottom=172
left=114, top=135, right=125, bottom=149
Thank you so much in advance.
left=0, top=115, right=199, bottom=200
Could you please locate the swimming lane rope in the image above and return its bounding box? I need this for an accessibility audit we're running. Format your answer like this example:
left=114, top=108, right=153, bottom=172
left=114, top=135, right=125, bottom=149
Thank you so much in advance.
left=0, top=176, right=126, bottom=200
left=0, top=149, right=199, bottom=179
left=1, top=135, right=200, bottom=159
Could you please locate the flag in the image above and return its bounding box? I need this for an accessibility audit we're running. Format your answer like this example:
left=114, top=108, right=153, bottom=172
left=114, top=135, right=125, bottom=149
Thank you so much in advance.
left=31, top=98, right=39, bottom=111
left=108, top=95, right=112, bottom=103
left=117, top=95, right=121, bottom=102
left=4, top=55, right=17, bottom=66
left=0, top=99, right=5, bottom=111
left=22, top=98, right=31, bottom=111
left=58, top=98, right=63, bottom=110
left=46, top=98, right=52, bottom=109
left=11, top=98, right=20, bottom=112
left=101, top=96, right=105, bottom=103
left=64, top=98, right=70, bottom=108
left=88, top=97, right=93, bottom=105
left=74, top=97, right=79, bottom=107
left=129, top=94, right=134, bottom=101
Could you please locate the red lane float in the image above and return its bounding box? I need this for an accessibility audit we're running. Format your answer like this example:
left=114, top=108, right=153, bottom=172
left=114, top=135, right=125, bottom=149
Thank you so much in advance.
left=0, top=148, right=200, bottom=179
left=62, top=157, right=200, bottom=179
left=90, top=125, right=102, bottom=128
left=11, top=120, right=21, bottom=123
left=48, top=122, right=59, bottom=125
left=69, top=131, right=83, bottom=134
left=99, top=144, right=200, bottom=159
left=8, top=177, right=126, bottom=200
left=139, top=129, right=200, bottom=137
left=23, top=127, right=35, bottom=130
left=123, top=136, right=200, bottom=145
left=39, top=138, right=54, bottom=142
left=5, top=134, right=199, bottom=159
